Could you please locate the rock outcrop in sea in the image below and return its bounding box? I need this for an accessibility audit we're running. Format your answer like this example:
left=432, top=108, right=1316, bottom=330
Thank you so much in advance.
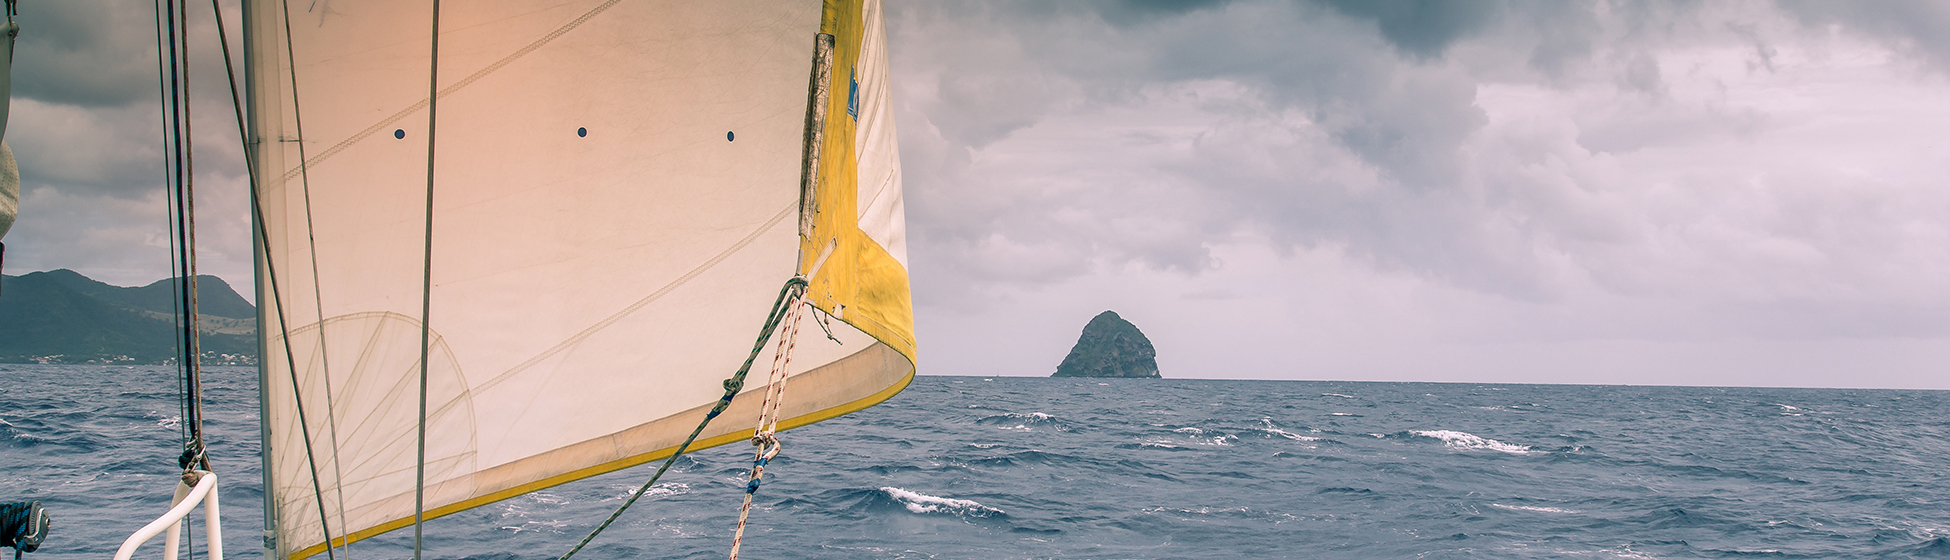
left=1052, top=310, right=1160, bottom=378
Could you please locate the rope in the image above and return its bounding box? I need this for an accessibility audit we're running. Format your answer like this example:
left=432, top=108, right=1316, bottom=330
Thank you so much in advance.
left=172, top=0, right=208, bottom=475
left=150, top=0, right=181, bottom=447
left=557, top=277, right=809, bottom=560
left=0, top=501, right=49, bottom=558
left=727, top=297, right=807, bottom=559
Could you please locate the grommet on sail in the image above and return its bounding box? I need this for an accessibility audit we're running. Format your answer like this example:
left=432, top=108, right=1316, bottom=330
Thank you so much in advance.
left=239, top=1, right=913, bottom=558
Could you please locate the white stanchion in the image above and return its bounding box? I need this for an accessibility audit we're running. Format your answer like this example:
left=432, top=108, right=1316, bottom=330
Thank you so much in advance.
left=113, top=471, right=222, bottom=560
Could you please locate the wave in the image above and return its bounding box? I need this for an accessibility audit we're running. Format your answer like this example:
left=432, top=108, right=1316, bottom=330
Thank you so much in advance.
left=1257, top=418, right=1320, bottom=441
left=1490, top=503, right=1578, bottom=514
left=1411, top=430, right=1534, bottom=454
left=974, top=412, right=1072, bottom=432
left=880, top=487, right=1003, bottom=516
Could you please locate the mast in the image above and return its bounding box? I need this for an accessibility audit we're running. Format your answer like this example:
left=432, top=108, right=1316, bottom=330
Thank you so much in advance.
left=237, top=0, right=280, bottom=557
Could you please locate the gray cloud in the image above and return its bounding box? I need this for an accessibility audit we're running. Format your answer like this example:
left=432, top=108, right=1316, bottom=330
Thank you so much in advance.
left=1778, top=0, right=1950, bottom=72
left=6, top=0, right=1947, bottom=387
left=11, top=0, right=163, bottom=107
left=1318, top=0, right=1498, bottom=60
left=4, top=0, right=253, bottom=290
left=888, top=0, right=1950, bottom=348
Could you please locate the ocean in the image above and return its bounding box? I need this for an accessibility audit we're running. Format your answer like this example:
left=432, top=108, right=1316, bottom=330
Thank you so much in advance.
left=2, top=364, right=1947, bottom=559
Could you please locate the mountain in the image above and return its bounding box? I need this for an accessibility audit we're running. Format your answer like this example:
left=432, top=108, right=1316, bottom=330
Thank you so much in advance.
left=0, top=269, right=256, bottom=364
left=1051, top=310, right=1161, bottom=378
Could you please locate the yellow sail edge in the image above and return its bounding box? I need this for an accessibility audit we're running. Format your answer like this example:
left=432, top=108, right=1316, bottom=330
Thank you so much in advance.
left=801, top=0, right=915, bottom=364
left=289, top=356, right=914, bottom=560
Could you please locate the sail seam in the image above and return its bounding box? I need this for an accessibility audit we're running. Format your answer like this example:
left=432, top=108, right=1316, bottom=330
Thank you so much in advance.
left=276, top=0, right=626, bottom=183
left=472, top=203, right=796, bottom=395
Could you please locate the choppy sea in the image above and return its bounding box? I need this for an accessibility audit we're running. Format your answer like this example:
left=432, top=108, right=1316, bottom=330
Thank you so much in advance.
left=3, top=365, right=1948, bottom=559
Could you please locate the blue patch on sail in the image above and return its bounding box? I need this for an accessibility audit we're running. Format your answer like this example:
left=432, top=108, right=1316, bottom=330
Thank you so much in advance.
left=847, top=68, right=859, bottom=121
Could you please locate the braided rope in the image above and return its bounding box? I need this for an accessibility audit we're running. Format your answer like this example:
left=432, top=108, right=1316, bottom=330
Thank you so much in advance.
left=727, top=295, right=807, bottom=559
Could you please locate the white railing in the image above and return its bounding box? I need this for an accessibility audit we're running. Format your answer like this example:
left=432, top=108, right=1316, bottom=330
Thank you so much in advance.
left=113, top=470, right=222, bottom=560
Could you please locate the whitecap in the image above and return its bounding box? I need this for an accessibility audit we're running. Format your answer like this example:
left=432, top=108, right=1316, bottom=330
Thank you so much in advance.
left=1263, top=428, right=1319, bottom=441
left=881, top=487, right=1002, bottom=515
left=1173, top=427, right=1204, bottom=435
left=1491, top=503, right=1578, bottom=514
left=1145, top=434, right=1234, bottom=447
left=607, top=483, right=687, bottom=502
left=1322, top=393, right=1356, bottom=399
left=1412, top=430, right=1533, bottom=454
left=1258, top=418, right=1320, bottom=441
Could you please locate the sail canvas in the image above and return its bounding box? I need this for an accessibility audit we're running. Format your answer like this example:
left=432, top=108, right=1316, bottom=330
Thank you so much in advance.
left=241, top=1, right=912, bottom=557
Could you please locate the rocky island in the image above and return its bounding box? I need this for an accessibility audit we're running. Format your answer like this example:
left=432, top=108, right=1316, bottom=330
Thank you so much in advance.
left=1052, top=310, right=1160, bottom=378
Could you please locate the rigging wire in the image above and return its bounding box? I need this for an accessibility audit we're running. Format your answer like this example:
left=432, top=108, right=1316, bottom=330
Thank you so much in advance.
left=414, top=3, right=441, bottom=560
left=263, top=0, right=358, bottom=551
left=150, top=0, right=190, bottom=457
left=155, top=1, right=207, bottom=558
left=255, top=0, right=358, bottom=554
left=174, top=0, right=208, bottom=473
left=255, top=2, right=346, bottom=558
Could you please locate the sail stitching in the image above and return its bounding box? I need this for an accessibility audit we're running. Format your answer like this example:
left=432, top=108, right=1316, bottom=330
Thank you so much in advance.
left=472, top=203, right=795, bottom=395
left=276, top=0, right=626, bottom=182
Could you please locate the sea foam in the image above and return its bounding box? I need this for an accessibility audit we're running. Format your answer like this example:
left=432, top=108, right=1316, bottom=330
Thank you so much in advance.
left=1491, top=503, right=1578, bottom=514
left=1412, top=430, right=1533, bottom=454
left=881, top=487, right=1002, bottom=516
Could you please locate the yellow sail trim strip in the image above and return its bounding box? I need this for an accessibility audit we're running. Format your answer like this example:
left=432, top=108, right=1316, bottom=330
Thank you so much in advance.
left=290, top=358, right=914, bottom=560
left=801, top=0, right=915, bottom=365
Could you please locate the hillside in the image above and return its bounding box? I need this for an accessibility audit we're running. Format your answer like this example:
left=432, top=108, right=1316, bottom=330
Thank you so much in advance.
left=0, top=269, right=256, bottom=364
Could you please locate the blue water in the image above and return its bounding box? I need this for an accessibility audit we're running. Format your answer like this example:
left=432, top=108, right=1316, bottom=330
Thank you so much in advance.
left=3, top=365, right=1948, bottom=559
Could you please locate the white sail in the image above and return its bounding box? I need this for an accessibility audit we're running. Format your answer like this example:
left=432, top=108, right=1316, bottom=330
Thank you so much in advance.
left=241, top=1, right=913, bottom=557
left=0, top=141, right=16, bottom=241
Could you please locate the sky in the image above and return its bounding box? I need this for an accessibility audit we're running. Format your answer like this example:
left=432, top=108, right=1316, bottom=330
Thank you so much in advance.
left=4, top=0, right=1948, bottom=389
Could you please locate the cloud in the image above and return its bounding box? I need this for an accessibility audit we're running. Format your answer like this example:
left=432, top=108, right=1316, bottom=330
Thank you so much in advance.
left=887, top=0, right=1950, bottom=354
left=7, top=0, right=1947, bottom=387
left=1777, top=0, right=1950, bottom=72
left=10, top=0, right=161, bottom=108
left=3, top=0, right=253, bottom=293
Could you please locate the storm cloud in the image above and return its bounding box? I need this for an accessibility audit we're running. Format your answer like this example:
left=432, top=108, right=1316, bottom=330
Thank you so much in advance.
left=888, top=0, right=1950, bottom=387
left=7, top=0, right=1947, bottom=387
